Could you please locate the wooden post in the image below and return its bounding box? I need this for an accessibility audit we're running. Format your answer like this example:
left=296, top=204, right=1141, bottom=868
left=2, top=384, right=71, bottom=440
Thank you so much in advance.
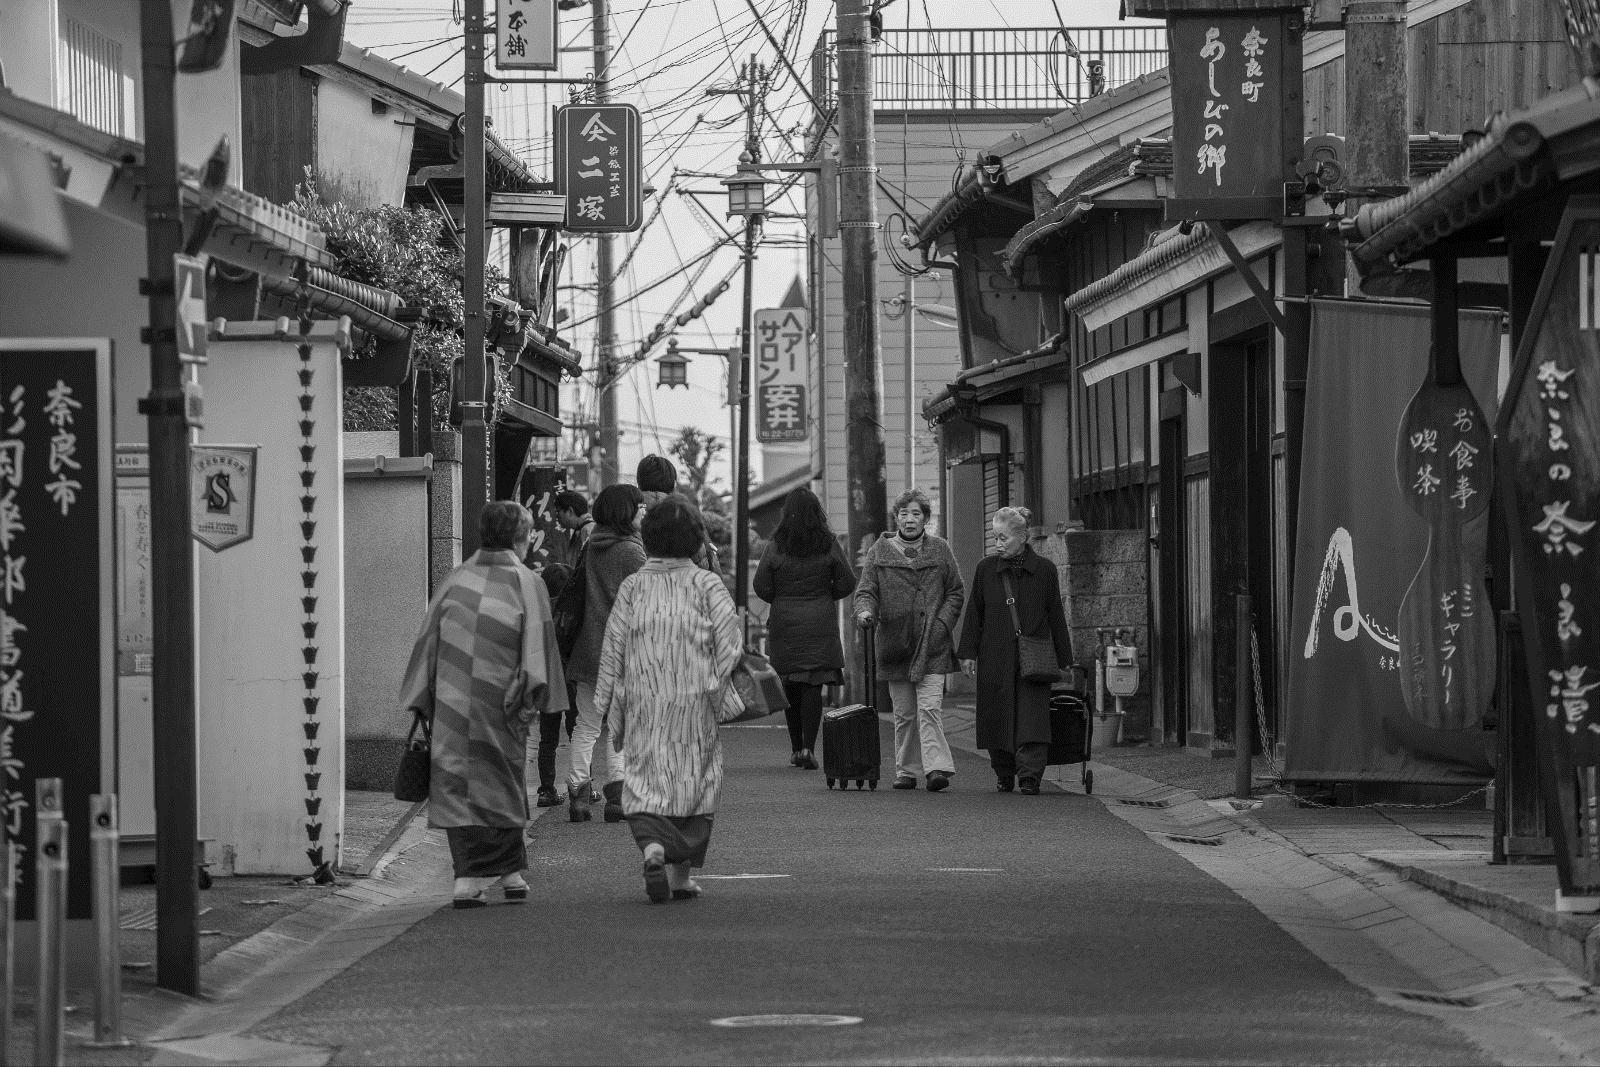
left=593, top=0, right=619, bottom=488
left=462, top=0, right=489, bottom=552
left=836, top=0, right=888, bottom=556
left=137, top=0, right=200, bottom=996
left=1344, top=0, right=1408, bottom=294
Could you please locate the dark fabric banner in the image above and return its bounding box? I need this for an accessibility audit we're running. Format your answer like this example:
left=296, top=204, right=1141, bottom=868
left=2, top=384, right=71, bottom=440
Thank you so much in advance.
left=1285, top=301, right=1501, bottom=783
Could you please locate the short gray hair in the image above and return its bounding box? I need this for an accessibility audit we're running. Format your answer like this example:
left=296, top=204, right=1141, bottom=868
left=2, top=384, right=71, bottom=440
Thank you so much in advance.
left=992, top=505, right=1033, bottom=535
left=891, top=488, right=932, bottom=519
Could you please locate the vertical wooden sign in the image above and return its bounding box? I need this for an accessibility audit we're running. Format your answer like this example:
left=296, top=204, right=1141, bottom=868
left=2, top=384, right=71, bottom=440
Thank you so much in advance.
left=1498, top=197, right=1600, bottom=907
left=0, top=339, right=114, bottom=919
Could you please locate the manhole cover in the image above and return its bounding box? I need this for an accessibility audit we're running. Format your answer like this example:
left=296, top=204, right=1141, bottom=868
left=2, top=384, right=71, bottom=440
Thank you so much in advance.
left=710, top=1014, right=862, bottom=1028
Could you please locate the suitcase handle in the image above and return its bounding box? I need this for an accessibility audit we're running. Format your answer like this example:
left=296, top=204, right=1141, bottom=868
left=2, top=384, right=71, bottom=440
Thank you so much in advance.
left=863, top=623, right=875, bottom=698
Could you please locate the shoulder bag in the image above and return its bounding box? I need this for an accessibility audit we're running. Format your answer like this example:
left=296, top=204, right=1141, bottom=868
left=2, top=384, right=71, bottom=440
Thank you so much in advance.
left=392, top=710, right=431, bottom=802
left=1000, top=568, right=1063, bottom=685
left=726, top=647, right=790, bottom=723
left=550, top=541, right=587, bottom=660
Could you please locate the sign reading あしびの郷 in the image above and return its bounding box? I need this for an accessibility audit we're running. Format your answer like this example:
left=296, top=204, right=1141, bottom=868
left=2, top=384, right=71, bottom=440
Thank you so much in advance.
left=753, top=308, right=809, bottom=443
left=495, top=0, right=557, bottom=70
left=0, top=339, right=113, bottom=921
left=190, top=444, right=259, bottom=551
left=556, top=104, right=643, bottom=234
left=1166, top=13, right=1288, bottom=220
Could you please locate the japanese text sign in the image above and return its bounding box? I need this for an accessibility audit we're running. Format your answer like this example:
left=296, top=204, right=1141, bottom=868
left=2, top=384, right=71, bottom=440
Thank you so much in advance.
left=1499, top=203, right=1600, bottom=893
left=0, top=339, right=112, bottom=920
left=752, top=308, right=809, bottom=443
left=495, top=0, right=557, bottom=71
left=1166, top=13, right=1287, bottom=220
left=556, top=104, right=643, bottom=234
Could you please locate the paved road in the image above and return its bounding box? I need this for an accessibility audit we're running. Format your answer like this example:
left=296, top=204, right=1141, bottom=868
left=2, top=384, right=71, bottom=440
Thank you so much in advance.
left=252, top=724, right=1489, bottom=1065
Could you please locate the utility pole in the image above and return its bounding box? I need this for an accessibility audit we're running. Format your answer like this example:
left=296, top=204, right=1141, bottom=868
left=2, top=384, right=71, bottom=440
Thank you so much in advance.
left=593, top=0, right=619, bottom=487
left=462, top=0, right=489, bottom=553
left=837, top=0, right=887, bottom=556
left=733, top=57, right=762, bottom=615
left=138, top=0, right=199, bottom=996
left=1343, top=0, right=1408, bottom=293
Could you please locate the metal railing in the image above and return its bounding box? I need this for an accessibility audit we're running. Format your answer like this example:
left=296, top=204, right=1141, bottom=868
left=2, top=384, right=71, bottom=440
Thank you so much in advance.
left=811, top=26, right=1168, bottom=114
left=58, top=16, right=128, bottom=137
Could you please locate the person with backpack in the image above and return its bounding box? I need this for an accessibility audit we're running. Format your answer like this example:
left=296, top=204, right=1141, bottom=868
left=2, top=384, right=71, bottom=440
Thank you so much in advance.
left=753, top=487, right=855, bottom=770
left=563, top=483, right=647, bottom=823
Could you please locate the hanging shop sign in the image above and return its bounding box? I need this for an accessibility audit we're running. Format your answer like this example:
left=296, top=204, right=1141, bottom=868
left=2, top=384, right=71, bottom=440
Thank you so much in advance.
left=1498, top=196, right=1600, bottom=907
left=518, top=464, right=574, bottom=569
left=1164, top=11, right=1292, bottom=221
left=555, top=104, right=644, bottom=234
left=0, top=338, right=114, bottom=920
left=190, top=444, right=259, bottom=551
left=495, top=0, right=558, bottom=71
left=752, top=307, right=809, bottom=443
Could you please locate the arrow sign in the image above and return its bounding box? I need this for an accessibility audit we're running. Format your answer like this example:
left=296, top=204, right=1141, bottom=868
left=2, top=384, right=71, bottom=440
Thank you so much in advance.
left=173, top=254, right=208, bottom=360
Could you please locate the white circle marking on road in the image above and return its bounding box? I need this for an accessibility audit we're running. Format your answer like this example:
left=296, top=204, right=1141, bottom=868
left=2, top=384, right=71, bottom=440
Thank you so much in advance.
left=710, top=1014, right=863, bottom=1028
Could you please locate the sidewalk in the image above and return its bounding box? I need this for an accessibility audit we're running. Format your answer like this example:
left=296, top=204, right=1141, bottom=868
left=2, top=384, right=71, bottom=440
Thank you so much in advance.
left=940, top=693, right=1598, bottom=984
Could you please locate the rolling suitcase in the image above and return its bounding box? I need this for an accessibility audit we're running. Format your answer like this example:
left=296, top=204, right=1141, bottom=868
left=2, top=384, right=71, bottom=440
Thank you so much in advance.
left=822, top=626, right=880, bottom=791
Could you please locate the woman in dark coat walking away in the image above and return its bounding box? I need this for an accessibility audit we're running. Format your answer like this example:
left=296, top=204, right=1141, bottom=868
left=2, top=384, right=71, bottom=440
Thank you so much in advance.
left=753, top=487, right=855, bottom=769
left=956, top=506, right=1072, bottom=795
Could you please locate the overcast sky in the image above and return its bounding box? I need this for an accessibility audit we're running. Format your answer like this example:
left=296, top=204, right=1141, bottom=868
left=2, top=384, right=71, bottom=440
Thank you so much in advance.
left=342, top=0, right=1159, bottom=486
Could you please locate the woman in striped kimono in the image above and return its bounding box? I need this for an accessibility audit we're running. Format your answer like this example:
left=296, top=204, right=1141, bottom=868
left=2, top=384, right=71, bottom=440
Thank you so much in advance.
left=596, top=495, right=744, bottom=903
left=399, top=501, right=567, bottom=908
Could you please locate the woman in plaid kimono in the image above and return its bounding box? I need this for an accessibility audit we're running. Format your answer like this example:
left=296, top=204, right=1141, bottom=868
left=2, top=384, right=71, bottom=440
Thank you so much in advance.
left=399, top=501, right=567, bottom=908
left=596, top=496, right=744, bottom=903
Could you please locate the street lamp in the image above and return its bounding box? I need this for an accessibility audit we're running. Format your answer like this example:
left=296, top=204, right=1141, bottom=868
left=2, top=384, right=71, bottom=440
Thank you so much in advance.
left=721, top=153, right=767, bottom=218
left=656, top=339, right=691, bottom=389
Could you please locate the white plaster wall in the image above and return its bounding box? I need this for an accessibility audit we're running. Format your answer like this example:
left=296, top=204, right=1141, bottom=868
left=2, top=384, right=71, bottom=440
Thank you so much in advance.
left=195, top=334, right=345, bottom=875
left=0, top=0, right=61, bottom=105
left=314, top=79, right=415, bottom=208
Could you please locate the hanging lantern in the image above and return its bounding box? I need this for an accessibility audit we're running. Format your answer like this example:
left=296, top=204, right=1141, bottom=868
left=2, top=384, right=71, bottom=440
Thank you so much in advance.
left=656, top=340, right=690, bottom=389
left=721, top=153, right=767, bottom=218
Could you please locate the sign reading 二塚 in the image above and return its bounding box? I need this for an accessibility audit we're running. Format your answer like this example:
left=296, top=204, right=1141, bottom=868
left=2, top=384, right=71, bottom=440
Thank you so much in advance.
left=555, top=104, right=644, bottom=234
left=752, top=308, right=809, bottom=443
left=495, top=0, right=558, bottom=71
left=190, top=444, right=259, bottom=551
left=1165, top=13, right=1288, bottom=221
left=0, top=338, right=113, bottom=921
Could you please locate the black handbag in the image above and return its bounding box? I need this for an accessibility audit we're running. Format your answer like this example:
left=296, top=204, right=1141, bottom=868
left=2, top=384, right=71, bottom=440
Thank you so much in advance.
left=1001, top=570, right=1063, bottom=685
left=392, top=710, right=432, bottom=803
left=725, top=647, right=790, bottom=723
left=551, top=542, right=587, bottom=660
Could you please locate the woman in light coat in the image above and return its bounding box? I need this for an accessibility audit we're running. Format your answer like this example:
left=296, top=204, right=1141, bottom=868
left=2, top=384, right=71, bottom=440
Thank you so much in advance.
left=853, top=488, right=964, bottom=792
left=597, top=496, right=744, bottom=903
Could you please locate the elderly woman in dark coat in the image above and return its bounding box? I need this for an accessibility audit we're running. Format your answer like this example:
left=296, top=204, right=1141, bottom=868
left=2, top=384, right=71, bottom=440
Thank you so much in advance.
left=956, top=506, right=1072, bottom=795
left=753, top=487, right=855, bottom=769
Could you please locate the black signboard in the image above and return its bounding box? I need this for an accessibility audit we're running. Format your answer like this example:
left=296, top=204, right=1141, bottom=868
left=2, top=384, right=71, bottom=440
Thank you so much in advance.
left=555, top=104, right=644, bottom=234
left=518, top=464, right=577, bottom=570
left=1498, top=198, right=1600, bottom=901
left=0, top=340, right=113, bottom=920
left=1166, top=12, right=1290, bottom=220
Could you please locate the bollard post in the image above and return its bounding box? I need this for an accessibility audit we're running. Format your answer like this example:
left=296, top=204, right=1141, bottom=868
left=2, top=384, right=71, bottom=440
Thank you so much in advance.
left=89, top=795, right=125, bottom=1047
left=1, top=827, right=14, bottom=1067
left=1234, top=594, right=1254, bottom=800
left=34, top=779, right=66, bottom=1067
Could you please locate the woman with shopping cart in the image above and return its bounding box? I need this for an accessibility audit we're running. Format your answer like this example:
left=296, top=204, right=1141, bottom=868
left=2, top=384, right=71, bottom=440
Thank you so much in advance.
left=957, top=506, right=1073, bottom=796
